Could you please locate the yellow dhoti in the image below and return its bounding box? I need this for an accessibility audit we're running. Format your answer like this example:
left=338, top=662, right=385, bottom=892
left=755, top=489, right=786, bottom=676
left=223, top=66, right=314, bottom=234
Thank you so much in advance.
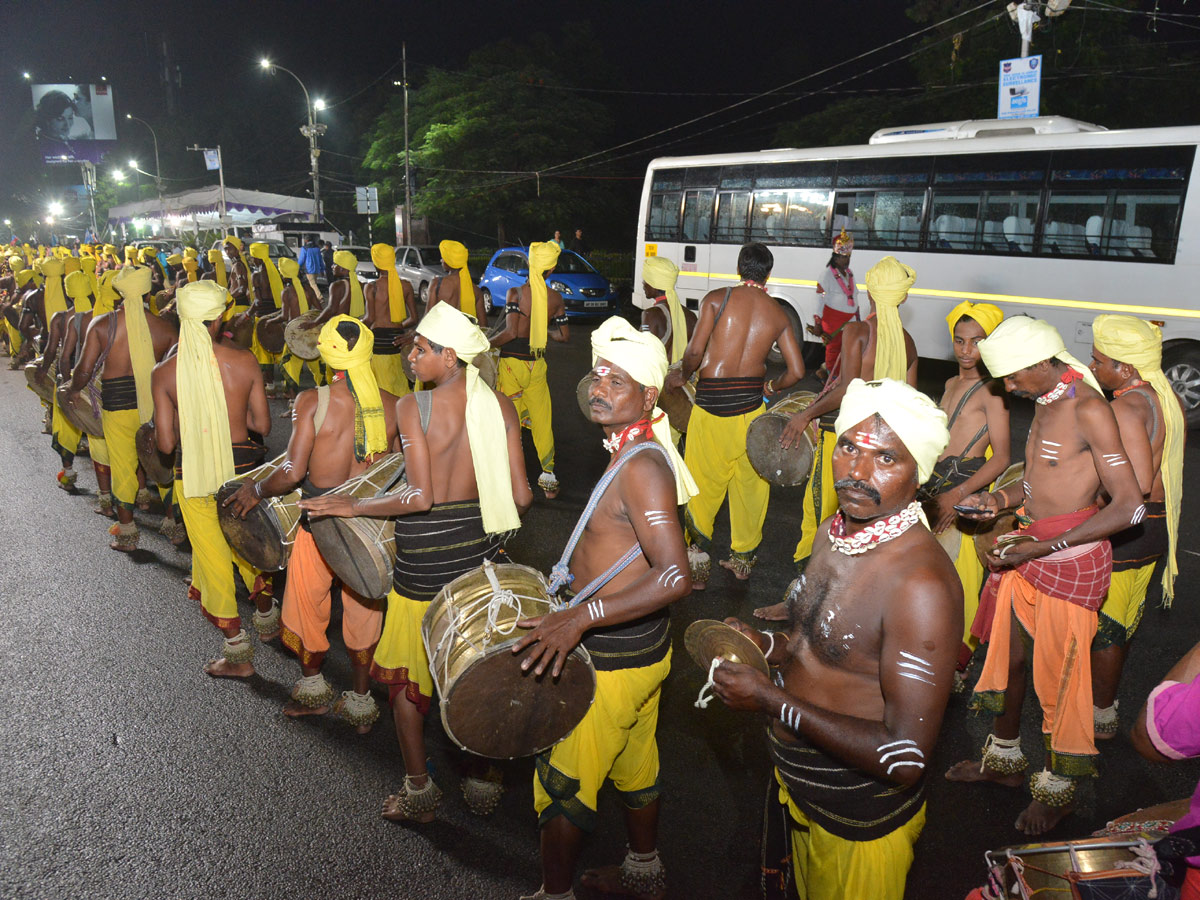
left=793, top=426, right=838, bottom=565
left=51, top=394, right=82, bottom=464
left=1095, top=562, right=1155, bottom=648
left=5, top=320, right=21, bottom=355
left=250, top=320, right=280, bottom=368
left=281, top=352, right=324, bottom=388
left=498, top=356, right=554, bottom=474
left=952, top=526, right=985, bottom=650
left=683, top=404, right=769, bottom=557
left=177, top=492, right=259, bottom=630
left=370, top=588, right=433, bottom=712
left=100, top=407, right=140, bottom=509
left=88, top=435, right=110, bottom=467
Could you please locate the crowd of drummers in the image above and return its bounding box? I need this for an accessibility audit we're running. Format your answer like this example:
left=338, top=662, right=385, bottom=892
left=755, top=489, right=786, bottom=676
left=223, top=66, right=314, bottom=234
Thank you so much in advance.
left=2, top=232, right=1198, bottom=900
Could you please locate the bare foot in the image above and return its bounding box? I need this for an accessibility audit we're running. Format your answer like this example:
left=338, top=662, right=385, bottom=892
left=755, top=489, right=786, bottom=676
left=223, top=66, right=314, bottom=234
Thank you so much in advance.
left=257, top=628, right=281, bottom=642
left=1095, top=730, right=1118, bottom=742
left=1016, top=798, right=1074, bottom=835
left=203, top=658, right=255, bottom=679
left=753, top=602, right=789, bottom=621
left=690, top=579, right=706, bottom=591
left=94, top=506, right=116, bottom=519
left=283, top=700, right=330, bottom=718
left=944, top=760, right=1024, bottom=787
left=581, top=865, right=665, bottom=900
left=109, top=540, right=137, bottom=553
left=718, top=558, right=754, bottom=580
left=381, top=792, right=435, bottom=824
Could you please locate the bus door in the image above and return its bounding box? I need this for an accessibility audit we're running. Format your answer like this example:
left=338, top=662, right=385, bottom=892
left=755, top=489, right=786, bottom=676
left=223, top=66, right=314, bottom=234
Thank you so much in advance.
left=679, top=189, right=715, bottom=308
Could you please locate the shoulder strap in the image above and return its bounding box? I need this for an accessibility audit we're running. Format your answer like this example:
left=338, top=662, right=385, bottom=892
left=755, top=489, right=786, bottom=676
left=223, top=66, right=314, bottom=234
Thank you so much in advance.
left=1130, top=384, right=1162, bottom=445
left=415, top=389, right=433, bottom=433
left=312, top=385, right=330, bottom=435
left=90, top=311, right=119, bottom=382
left=946, top=378, right=987, bottom=430
left=713, top=286, right=733, bottom=326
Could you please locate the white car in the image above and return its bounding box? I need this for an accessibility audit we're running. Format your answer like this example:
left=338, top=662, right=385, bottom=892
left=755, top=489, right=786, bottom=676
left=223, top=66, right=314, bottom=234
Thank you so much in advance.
left=395, top=244, right=444, bottom=303
left=333, top=245, right=382, bottom=285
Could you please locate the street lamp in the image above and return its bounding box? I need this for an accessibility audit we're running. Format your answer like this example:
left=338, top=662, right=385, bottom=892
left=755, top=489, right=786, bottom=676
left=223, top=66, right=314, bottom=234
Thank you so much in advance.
left=112, top=169, right=125, bottom=181
left=22, top=72, right=30, bottom=81
left=125, top=113, right=165, bottom=235
left=48, top=202, right=64, bottom=216
left=260, top=58, right=326, bottom=224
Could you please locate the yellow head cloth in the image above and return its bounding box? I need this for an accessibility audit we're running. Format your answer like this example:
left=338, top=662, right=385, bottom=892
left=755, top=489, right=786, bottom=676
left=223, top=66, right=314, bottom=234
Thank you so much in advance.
left=65, top=271, right=93, bottom=312
left=182, top=257, right=199, bottom=282
left=248, top=243, right=283, bottom=308
left=978, top=316, right=1101, bottom=394
left=416, top=304, right=521, bottom=534
left=277, top=257, right=310, bottom=314
left=176, top=281, right=235, bottom=498
left=79, top=255, right=99, bottom=299
left=41, top=257, right=68, bottom=319
left=207, top=248, right=227, bottom=288
left=527, top=242, right=560, bottom=354
left=183, top=247, right=198, bottom=259
left=331, top=250, right=366, bottom=318
left=224, top=237, right=251, bottom=293
left=8, top=255, right=22, bottom=272
left=946, top=300, right=1004, bottom=342
left=642, top=255, right=687, bottom=364
left=370, top=244, right=406, bottom=324
left=438, top=240, right=475, bottom=316
left=317, top=316, right=387, bottom=461
left=1092, top=314, right=1185, bottom=602
left=53, top=247, right=69, bottom=260
left=112, top=265, right=157, bottom=423
left=80, top=244, right=95, bottom=258
left=863, top=256, right=915, bottom=382
left=835, top=378, right=949, bottom=485
left=103, top=244, right=118, bottom=263
left=138, top=247, right=155, bottom=264
left=16, top=269, right=33, bottom=288
left=590, top=316, right=698, bottom=505
left=63, top=256, right=81, bottom=274
left=94, top=271, right=119, bottom=315
left=166, top=253, right=183, bottom=267
left=123, top=245, right=136, bottom=266
left=225, top=235, right=243, bottom=251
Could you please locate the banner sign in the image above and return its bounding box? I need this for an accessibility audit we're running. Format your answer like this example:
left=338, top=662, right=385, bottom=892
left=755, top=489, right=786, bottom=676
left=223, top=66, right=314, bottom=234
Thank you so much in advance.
left=998, top=55, right=1042, bottom=119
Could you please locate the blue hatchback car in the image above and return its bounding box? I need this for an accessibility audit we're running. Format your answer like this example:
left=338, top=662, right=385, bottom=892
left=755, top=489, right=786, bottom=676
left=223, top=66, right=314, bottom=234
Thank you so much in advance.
left=478, top=247, right=618, bottom=317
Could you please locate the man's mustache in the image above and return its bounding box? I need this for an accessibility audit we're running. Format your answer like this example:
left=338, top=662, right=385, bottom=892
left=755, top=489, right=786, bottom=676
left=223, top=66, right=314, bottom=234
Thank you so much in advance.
left=834, top=478, right=881, bottom=504
left=589, top=397, right=612, bottom=411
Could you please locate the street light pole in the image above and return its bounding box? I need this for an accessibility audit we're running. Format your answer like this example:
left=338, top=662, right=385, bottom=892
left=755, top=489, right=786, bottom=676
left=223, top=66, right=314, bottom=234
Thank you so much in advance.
left=260, top=60, right=326, bottom=225
left=403, top=42, right=411, bottom=245
left=126, top=114, right=165, bottom=235
left=187, top=145, right=228, bottom=237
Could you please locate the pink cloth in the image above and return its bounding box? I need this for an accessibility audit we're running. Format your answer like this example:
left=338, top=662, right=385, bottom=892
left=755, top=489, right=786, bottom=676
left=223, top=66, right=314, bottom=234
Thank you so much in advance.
left=1147, top=673, right=1200, bottom=866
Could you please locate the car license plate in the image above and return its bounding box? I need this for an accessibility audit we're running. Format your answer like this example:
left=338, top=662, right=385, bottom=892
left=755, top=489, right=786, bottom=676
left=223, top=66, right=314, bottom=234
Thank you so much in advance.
left=584, top=301, right=607, bottom=308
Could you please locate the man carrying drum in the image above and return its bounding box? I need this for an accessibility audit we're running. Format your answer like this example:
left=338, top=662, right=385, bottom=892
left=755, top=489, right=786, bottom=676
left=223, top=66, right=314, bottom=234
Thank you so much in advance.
left=301, top=303, right=531, bottom=822
left=364, top=243, right=415, bottom=398
left=277, top=255, right=325, bottom=410
left=226, top=315, right=398, bottom=732
left=150, top=281, right=277, bottom=678
left=713, top=378, right=960, bottom=900
left=639, top=256, right=695, bottom=366
left=320, top=250, right=366, bottom=322
left=513, top=317, right=697, bottom=900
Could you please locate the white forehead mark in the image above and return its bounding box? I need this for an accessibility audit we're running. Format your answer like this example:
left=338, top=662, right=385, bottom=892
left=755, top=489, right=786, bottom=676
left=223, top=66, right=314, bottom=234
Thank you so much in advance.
left=594, top=365, right=611, bottom=376
left=854, top=431, right=886, bottom=449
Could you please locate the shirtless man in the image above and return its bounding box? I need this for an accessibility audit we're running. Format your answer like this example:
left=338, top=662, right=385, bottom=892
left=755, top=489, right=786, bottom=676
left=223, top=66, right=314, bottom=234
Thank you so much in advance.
left=639, top=256, right=696, bottom=365
left=1088, top=315, right=1184, bottom=738
left=302, top=303, right=530, bottom=821
left=515, top=316, right=695, bottom=900
left=364, top=243, right=416, bottom=398
left=151, top=280, right=275, bottom=676
left=713, top=378, right=958, bottom=900
left=666, top=242, right=804, bottom=588
left=946, top=316, right=1143, bottom=835
left=427, top=239, right=487, bottom=322
left=226, top=316, right=398, bottom=730
left=490, top=241, right=570, bottom=499
left=277, top=256, right=324, bottom=405
left=39, top=260, right=83, bottom=489
left=68, top=265, right=176, bottom=551
left=318, top=250, right=364, bottom=323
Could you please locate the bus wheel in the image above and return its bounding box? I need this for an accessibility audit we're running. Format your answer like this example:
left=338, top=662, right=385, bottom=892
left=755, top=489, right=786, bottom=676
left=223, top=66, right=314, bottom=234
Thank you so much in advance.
left=1163, top=343, right=1200, bottom=428
left=768, top=304, right=803, bottom=365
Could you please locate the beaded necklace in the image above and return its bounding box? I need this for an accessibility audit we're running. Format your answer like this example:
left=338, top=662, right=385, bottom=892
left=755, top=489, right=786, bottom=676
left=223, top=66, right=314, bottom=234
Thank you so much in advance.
left=827, top=501, right=923, bottom=556
left=1114, top=378, right=1148, bottom=397
left=739, top=279, right=768, bottom=291
left=602, top=416, right=655, bottom=454
left=1036, top=368, right=1084, bottom=406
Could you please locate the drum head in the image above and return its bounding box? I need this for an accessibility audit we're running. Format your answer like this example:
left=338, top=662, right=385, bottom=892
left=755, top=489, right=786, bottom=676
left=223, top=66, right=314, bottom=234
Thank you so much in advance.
left=309, top=515, right=394, bottom=600
left=228, top=313, right=254, bottom=349
left=215, top=482, right=289, bottom=571
left=576, top=373, right=595, bottom=423
left=441, top=643, right=596, bottom=759
left=472, top=349, right=498, bottom=390
left=55, top=383, right=104, bottom=437
left=24, top=361, right=54, bottom=403
left=256, top=315, right=286, bottom=354
left=284, top=312, right=322, bottom=360
left=136, top=422, right=175, bottom=486
left=745, top=412, right=814, bottom=487
left=974, top=512, right=1017, bottom=567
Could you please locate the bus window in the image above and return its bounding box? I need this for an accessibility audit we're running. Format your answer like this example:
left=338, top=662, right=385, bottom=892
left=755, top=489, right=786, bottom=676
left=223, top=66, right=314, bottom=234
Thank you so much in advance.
left=834, top=190, right=923, bottom=249
left=836, top=157, right=930, bottom=188
left=755, top=160, right=835, bottom=190
left=751, top=191, right=788, bottom=243
left=1042, top=192, right=1106, bottom=256
left=785, top=190, right=831, bottom=246
left=647, top=191, right=682, bottom=241
left=984, top=190, right=1040, bottom=253
left=1116, top=192, right=1182, bottom=260
left=682, top=190, right=714, bottom=243
left=715, top=191, right=750, bottom=244
left=929, top=195, right=980, bottom=250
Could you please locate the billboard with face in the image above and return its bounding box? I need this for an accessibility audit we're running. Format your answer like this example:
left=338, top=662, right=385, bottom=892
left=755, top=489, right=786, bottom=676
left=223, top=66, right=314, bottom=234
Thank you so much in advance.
left=32, top=83, right=117, bottom=164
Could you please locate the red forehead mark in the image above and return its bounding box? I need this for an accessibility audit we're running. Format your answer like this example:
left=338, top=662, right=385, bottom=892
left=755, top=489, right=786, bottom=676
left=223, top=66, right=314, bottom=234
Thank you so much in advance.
left=853, top=431, right=886, bottom=450
left=594, top=365, right=612, bottom=376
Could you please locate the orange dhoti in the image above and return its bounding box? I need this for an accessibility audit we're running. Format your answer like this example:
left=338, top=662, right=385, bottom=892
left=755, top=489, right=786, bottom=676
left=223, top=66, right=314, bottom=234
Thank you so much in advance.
left=280, top=526, right=384, bottom=669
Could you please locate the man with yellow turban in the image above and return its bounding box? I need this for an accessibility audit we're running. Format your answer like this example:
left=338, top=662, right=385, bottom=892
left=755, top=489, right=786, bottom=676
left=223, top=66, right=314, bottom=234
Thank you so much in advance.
left=490, top=241, right=570, bottom=498
left=767, top=255, right=918, bottom=618
left=640, top=255, right=694, bottom=365
left=927, top=301, right=1009, bottom=680
left=33, top=257, right=85, bottom=489
left=226, top=315, right=400, bottom=731
left=512, top=316, right=694, bottom=900
left=946, top=316, right=1145, bottom=836
left=302, top=303, right=531, bottom=822
left=5, top=267, right=36, bottom=367
left=67, top=265, right=177, bottom=551
left=1088, top=314, right=1185, bottom=738
left=709, top=377, right=958, bottom=900
left=428, top=239, right=487, bottom=322
left=151, top=280, right=276, bottom=677
left=324, top=249, right=366, bottom=319
left=364, top=243, right=415, bottom=398
left=248, top=242, right=285, bottom=396
left=277, top=256, right=325, bottom=401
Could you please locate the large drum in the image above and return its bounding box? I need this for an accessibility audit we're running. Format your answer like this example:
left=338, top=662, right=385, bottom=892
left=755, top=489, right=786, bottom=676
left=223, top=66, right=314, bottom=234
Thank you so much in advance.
left=473, top=348, right=498, bottom=390
left=255, top=313, right=286, bottom=354
left=745, top=391, right=818, bottom=487
left=985, top=835, right=1171, bottom=896
left=227, top=312, right=254, bottom=349
left=973, top=462, right=1026, bottom=567
left=24, top=360, right=55, bottom=403
left=215, top=454, right=302, bottom=571
left=422, top=561, right=597, bottom=759
left=136, top=421, right=175, bottom=487
left=56, top=381, right=104, bottom=437
left=575, top=362, right=694, bottom=432
left=308, top=453, right=407, bottom=600
left=284, top=310, right=322, bottom=360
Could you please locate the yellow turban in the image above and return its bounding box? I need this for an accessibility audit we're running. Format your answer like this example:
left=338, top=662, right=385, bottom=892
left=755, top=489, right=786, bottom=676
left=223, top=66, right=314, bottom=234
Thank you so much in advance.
left=317, top=315, right=387, bottom=460
left=835, top=378, right=949, bottom=485
left=978, top=316, right=1101, bottom=394
left=183, top=247, right=198, bottom=259
left=8, top=255, right=22, bottom=272
left=182, top=257, right=199, bottom=282
left=642, top=255, right=687, bottom=364
left=80, top=244, right=95, bottom=258
left=176, top=281, right=235, bottom=498
left=946, top=300, right=1004, bottom=341
left=590, top=316, right=698, bottom=505
left=80, top=255, right=99, bottom=299
left=333, top=250, right=366, bottom=318
left=863, top=256, right=915, bottom=382
left=1093, top=314, right=1185, bottom=603
left=65, top=270, right=93, bottom=312
left=277, top=257, right=310, bottom=314
left=225, top=235, right=243, bottom=251
left=417, top=304, right=521, bottom=534
left=249, top=243, right=283, bottom=308
left=166, top=253, right=183, bottom=267
left=123, top=245, right=137, bottom=266
left=63, top=256, right=81, bottom=274
left=370, top=244, right=406, bottom=324
left=527, top=242, right=560, bottom=354
left=207, top=248, right=227, bottom=288
left=94, top=271, right=119, bottom=315
left=113, top=265, right=157, bottom=423
left=41, top=258, right=68, bottom=321
left=438, top=240, right=475, bottom=316
left=16, top=269, right=33, bottom=288
left=138, top=247, right=155, bottom=264
left=103, top=244, right=118, bottom=263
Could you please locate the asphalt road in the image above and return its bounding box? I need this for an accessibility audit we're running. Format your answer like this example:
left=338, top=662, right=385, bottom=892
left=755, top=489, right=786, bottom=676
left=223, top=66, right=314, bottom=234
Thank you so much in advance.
left=4, top=318, right=1200, bottom=900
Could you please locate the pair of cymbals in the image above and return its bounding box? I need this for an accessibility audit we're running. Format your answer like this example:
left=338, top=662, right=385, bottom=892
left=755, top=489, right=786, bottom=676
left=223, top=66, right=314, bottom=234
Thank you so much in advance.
left=684, top=619, right=770, bottom=677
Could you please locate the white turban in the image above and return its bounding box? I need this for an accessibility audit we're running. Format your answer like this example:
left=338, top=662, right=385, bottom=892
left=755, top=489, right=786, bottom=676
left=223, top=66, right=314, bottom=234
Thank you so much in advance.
left=978, top=316, right=1101, bottom=394
left=590, top=316, right=697, bottom=505
left=834, top=378, right=949, bottom=484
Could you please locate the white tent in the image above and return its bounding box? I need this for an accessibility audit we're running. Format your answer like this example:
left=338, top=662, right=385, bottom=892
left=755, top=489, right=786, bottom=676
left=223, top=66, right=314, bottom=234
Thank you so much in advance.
left=106, top=186, right=315, bottom=233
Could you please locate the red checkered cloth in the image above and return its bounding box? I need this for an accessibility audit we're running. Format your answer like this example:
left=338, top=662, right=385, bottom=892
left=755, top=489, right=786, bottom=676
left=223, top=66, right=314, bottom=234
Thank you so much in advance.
left=971, top=506, right=1112, bottom=642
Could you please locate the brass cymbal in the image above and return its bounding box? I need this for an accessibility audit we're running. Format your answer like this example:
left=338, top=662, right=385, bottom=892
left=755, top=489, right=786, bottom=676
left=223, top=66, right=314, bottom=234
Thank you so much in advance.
left=684, top=619, right=770, bottom=677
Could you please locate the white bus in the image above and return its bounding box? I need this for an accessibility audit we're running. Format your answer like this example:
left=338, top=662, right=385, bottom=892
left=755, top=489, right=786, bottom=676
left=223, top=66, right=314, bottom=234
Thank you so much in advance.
left=633, top=117, right=1200, bottom=422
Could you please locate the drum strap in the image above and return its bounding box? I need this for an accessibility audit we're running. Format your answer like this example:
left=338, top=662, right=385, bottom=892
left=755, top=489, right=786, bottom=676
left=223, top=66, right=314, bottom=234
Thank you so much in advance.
left=313, top=385, right=330, bottom=435
left=548, top=441, right=668, bottom=605
left=416, top=389, right=433, bottom=433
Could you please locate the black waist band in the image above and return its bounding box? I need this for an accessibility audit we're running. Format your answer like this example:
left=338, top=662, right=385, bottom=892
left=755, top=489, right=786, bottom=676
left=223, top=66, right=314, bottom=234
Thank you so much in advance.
left=392, top=500, right=501, bottom=601
left=695, top=377, right=764, bottom=417
left=581, top=609, right=670, bottom=671
left=175, top=441, right=265, bottom=482
left=1112, top=500, right=1168, bottom=569
left=101, top=375, right=138, bottom=411
left=499, top=336, right=535, bottom=361
left=371, top=326, right=404, bottom=356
